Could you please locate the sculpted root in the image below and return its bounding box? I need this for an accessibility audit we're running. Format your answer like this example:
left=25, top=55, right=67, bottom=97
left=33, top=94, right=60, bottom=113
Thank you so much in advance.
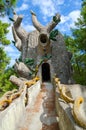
left=0, top=99, right=12, bottom=111
left=54, top=77, right=74, bottom=103
left=72, top=97, right=86, bottom=128
left=60, top=86, right=74, bottom=103
left=0, top=89, right=23, bottom=111
left=54, top=77, right=86, bottom=128
left=25, top=76, right=40, bottom=87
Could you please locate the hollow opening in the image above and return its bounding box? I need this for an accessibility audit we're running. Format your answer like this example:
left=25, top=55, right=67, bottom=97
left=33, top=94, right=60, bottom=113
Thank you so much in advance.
left=42, top=63, right=51, bottom=82
left=39, top=34, right=48, bottom=44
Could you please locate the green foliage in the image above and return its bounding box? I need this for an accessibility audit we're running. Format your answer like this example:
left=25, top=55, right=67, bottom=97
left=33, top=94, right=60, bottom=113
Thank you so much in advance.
left=0, top=20, right=10, bottom=45
left=0, top=47, right=10, bottom=73
left=72, top=28, right=86, bottom=51
left=23, top=54, right=52, bottom=78
left=71, top=0, right=86, bottom=51
left=64, top=35, right=86, bottom=85
left=73, top=53, right=86, bottom=85
left=64, top=35, right=78, bottom=53
left=12, top=40, right=16, bottom=45
left=24, top=58, right=34, bottom=66
left=0, top=0, right=17, bottom=16
left=0, top=0, right=18, bottom=97
left=0, top=67, right=18, bottom=97
left=49, top=29, right=58, bottom=41
left=9, top=17, right=15, bottom=22
left=0, top=47, right=17, bottom=97
left=42, top=54, right=52, bottom=61
left=53, top=15, right=60, bottom=23
left=64, top=0, right=86, bottom=85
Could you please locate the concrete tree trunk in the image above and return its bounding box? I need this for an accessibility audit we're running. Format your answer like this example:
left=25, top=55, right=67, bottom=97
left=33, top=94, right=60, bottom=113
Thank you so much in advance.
left=10, top=10, right=73, bottom=88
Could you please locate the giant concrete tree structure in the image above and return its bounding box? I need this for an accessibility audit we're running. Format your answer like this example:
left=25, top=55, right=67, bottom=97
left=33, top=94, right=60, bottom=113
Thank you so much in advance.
left=10, top=10, right=73, bottom=88
left=0, top=11, right=86, bottom=130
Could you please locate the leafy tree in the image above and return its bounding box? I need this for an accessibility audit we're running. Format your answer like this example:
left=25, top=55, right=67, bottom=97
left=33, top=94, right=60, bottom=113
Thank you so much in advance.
left=0, top=47, right=18, bottom=97
left=0, top=20, right=11, bottom=74
left=64, top=0, right=86, bottom=85
left=72, top=0, right=86, bottom=52
left=0, top=20, right=10, bottom=45
left=0, top=0, right=18, bottom=97
left=0, top=47, right=10, bottom=73
left=0, top=0, right=18, bottom=44
left=0, top=0, right=17, bottom=16
left=0, top=67, right=18, bottom=97
left=65, top=35, right=86, bottom=85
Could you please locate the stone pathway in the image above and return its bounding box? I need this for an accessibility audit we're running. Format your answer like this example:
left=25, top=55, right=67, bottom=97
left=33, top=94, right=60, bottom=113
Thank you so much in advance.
left=16, top=83, right=59, bottom=130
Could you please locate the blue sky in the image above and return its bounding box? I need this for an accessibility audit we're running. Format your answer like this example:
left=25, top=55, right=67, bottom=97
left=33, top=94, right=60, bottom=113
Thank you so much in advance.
left=0, top=0, right=82, bottom=66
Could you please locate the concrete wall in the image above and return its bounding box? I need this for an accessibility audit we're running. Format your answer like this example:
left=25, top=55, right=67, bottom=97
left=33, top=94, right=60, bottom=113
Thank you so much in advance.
left=27, top=80, right=41, bottom=107
left=0, top=81, right=85, bottom=130
left=55, top=84, right=86, bottom=130
left=0, top=81, right=41, bottom=130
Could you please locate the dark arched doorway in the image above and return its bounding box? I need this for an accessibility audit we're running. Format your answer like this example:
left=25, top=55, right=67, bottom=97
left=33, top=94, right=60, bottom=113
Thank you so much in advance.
left=42, top=63, right=51, bottom=82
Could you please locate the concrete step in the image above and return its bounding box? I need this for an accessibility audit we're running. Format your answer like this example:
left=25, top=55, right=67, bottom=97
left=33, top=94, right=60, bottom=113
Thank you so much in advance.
left=16, top=82, right=59, bottom=130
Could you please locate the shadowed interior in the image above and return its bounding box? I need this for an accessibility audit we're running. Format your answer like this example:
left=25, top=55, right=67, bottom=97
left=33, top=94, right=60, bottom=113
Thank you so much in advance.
left=39, top=34, right=48, bottom=44
left=42, top=63, right=51, bottom=82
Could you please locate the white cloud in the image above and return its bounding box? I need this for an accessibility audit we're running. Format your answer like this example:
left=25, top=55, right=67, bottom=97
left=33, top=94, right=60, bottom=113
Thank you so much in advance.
left=60, top=10, right=80, bottom=24
left=22, top=24, right=35, bottom=32
left=56, top=0, right=64, bottom=5
left=58, top=10, right=80, bottom=33
left=8, top=51, right=20, bottom=66
left=16, top=3, right=29, bottom=12
left=0, top=16, right=9, bottom=23
left=68, top=10, right=80, bottom=23
left=74, top=1, right=81, bottom=6
left=6, top=25, right=13, bottom=41
left=4, top=44, right=20, bottom=66
left=4, top=46, right=14, bottom=53
left=32, top=0, right=56, bottom=17
left=60, top=15, right=69, bottom=24
left=30, top=0, right=65, bottom=22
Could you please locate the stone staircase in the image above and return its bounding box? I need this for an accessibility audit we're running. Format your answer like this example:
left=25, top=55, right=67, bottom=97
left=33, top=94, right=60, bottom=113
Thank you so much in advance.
left=0, top=81, right=86, bottom=130
left=16, top=82, right=59, bottom=130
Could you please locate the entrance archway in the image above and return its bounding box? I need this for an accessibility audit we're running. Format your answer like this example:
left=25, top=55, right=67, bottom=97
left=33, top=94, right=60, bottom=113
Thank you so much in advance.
left=42, top=63, right=51, bottom=82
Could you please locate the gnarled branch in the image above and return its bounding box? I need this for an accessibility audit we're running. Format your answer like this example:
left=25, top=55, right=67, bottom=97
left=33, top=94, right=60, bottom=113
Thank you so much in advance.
left=72, top=97, right=86, bottom=128
left=13, top=12, right=28, bottom=40
left=12, top=26, right=22, bottom=51
left=31, top=10, right=60, bottom=34
left=47, top=13, right=61, bottom=33
left=14, top=62, right=31, bottom=79
left=31, top=10, right=44, bottom=32
left=9, top=75, right=24, bottom=88
left=14, top=14, right=23, bottom=27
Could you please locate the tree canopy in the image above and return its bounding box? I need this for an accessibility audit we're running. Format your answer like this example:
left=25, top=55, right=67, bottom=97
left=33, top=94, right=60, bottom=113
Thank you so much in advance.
left=0, top=0, right=17, bottom=16
left=0, top=67, right=18, bottom=97
left=0, top=20, right=10, bottom=45
left=64, top=0, right=86, bottom=85
left=0, top=0, right=18, bottom=97
left=0, top=47, right=10, bottom=72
